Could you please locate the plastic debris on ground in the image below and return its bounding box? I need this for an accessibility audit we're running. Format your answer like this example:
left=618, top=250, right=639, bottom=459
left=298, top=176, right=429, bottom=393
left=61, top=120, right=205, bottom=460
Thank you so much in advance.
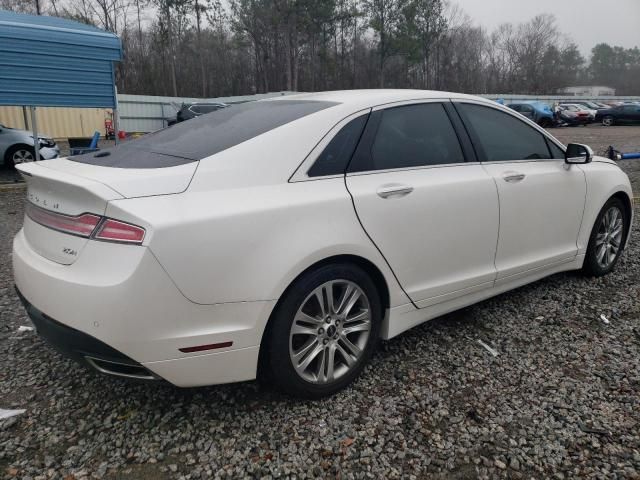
left=17, top=326, right=34, bottom=332
left=476, top=339, right=499, bottom=357
left=0, top=409, right=26, bottom=420
left=600, top=314, right=610, bottom=325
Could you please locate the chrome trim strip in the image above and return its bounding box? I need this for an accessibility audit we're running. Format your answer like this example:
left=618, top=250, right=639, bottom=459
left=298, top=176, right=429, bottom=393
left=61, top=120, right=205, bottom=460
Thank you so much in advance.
left=85, top=356, right=157, bottom=381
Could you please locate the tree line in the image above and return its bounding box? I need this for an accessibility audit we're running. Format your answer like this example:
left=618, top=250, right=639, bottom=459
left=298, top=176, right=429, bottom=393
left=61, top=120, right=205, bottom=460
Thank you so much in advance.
left=4, top=0, right=640, bottom=97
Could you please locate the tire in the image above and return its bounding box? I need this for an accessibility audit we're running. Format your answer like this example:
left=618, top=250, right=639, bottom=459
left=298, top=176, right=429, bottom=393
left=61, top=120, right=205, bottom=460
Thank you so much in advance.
left=582, top=197, right=628, bottom=277
left=602, top=115, right=614, bottom=127
left=4, top=144, right=35, bottom=167
left=265, top=263, right=382, bottom=398
left=538, top=118, right=552, bottom=128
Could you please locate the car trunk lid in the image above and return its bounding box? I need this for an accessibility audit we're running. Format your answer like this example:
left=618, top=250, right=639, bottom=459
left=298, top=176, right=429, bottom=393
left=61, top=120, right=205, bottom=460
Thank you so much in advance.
left=17, top=158, right=196, bottom=265
left=17, top=161, right=124, bottom=265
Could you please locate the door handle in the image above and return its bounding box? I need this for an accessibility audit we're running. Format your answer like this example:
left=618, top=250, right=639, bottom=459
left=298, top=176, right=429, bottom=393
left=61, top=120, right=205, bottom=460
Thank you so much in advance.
left=502, top=172, right=526, bottom=183
left=376, top=184, right=414, bottom=199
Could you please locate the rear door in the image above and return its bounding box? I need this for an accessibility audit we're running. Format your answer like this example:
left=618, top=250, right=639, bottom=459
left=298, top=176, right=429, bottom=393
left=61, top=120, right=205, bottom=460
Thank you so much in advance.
left=454, top=101, right=587, bottom=280
left=345, top=101, right=499, bottom=307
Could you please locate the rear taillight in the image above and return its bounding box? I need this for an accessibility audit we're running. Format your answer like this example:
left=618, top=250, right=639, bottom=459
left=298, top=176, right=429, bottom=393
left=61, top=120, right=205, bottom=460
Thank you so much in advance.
left=94, top=219, right=145, bottom=244
left=26, top=202, right=101, bottom=237
left=25, top=202, right=145, bottom=245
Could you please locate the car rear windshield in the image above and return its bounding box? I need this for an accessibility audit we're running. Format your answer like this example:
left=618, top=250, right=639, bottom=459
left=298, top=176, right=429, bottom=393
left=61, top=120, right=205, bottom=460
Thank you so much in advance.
left=70, top=100, right=338, bottom=168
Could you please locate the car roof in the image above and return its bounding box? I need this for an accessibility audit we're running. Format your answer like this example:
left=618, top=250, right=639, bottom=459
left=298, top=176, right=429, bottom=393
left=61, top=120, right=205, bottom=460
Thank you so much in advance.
left=264, top=89, right=493, bottom=111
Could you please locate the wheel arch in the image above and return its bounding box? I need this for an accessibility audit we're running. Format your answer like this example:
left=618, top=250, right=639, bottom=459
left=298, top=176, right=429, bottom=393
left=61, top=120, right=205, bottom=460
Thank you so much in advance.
left=4, top=143, right=34, bottom=165
left=256, top=254, right=391, bottom=380
left=610, top=190, right=633, bottom=249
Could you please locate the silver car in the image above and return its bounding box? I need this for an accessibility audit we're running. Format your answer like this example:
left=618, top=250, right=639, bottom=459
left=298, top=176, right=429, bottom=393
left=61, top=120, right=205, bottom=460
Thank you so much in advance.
left=0, top=123, right=60, bottom=167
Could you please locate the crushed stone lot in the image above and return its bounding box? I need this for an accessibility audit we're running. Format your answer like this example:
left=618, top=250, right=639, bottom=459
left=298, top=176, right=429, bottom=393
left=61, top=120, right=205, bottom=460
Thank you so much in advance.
left=1, top=125, right=640, bottom=479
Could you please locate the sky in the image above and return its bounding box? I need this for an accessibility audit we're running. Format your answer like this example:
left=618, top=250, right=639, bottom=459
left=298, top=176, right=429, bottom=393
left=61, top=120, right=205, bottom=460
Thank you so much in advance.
left=452, top=0, right=640, bottom=56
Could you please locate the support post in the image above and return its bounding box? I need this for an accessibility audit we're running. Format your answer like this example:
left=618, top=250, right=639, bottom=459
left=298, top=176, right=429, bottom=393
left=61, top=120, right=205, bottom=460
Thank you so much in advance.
left=113, top=108, right=119, bottom=145
left=30, top=106, right=40, bottom=161
left=22, top=106, right=29, bottom=129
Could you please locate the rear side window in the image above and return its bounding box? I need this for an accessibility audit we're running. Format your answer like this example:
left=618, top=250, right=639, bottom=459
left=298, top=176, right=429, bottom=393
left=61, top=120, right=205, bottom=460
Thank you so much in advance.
left=349, top=103, right=464, bottom=172
left=70, top=100, right=338, bottom=168
left=307, top=114, right=368, bottom=177
left=458, top=103, right=551, bottom=161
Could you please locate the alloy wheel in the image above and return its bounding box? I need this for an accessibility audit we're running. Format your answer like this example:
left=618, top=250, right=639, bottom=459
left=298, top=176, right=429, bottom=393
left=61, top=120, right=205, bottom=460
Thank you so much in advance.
left=595, top=206, right=623, bottom=268
left=12, top=149, right=34, bottom=165
left=602, top=116, right=614, bottom=126
left=289, top=280, right=371, bottom=384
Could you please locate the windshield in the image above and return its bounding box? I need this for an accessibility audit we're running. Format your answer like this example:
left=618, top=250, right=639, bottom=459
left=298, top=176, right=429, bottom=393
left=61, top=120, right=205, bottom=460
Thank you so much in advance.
left=70, top=99, right=338, bottom=168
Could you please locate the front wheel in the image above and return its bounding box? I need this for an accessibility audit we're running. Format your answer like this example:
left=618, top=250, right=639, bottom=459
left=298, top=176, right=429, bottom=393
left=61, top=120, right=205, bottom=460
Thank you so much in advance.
left=602, top=115, right=614, bottom=127
left=265, top=264, right=381, bottom=398
left=582, top=198, right=628, bottom=276
left=4, top=145, right=35, bottom=167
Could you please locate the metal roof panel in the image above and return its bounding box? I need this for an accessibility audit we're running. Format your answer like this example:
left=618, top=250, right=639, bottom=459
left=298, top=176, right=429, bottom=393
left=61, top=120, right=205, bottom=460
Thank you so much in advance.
left=0, top=10, right=121, bottom=108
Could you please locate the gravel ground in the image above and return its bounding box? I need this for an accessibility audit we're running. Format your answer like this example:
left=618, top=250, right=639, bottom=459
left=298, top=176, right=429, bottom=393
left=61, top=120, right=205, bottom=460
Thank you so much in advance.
left=1, top=126, right=640, bottom=479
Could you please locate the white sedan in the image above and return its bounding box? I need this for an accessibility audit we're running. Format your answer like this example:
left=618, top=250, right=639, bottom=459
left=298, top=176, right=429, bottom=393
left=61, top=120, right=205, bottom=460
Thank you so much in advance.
left=13, top=90, right=633, bottom=398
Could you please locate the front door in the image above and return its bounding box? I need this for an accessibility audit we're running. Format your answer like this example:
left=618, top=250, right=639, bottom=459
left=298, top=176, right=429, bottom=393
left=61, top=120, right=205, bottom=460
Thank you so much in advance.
left=455, top=102, right=587, bottom=279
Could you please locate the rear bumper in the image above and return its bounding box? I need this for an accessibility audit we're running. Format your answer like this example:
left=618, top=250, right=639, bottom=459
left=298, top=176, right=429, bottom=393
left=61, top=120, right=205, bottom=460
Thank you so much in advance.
left=16, top=287, right=157, bottom=380
left=12, top=228, right=275, bottom=387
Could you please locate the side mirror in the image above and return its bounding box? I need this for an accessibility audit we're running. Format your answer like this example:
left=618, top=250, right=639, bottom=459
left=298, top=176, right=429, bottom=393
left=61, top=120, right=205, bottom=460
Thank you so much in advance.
left=565, top=143, right=593, bottom=164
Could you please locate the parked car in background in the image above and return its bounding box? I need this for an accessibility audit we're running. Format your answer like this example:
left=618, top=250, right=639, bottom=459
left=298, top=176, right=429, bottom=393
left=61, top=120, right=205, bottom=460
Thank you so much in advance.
left=570, top=100, right=609, bottom=112
left=0, top=123, right=59, bottom=168
left=559, top=103, right=596, bottom=122
left=13, top=90, right=633, bottom=398
left=556, top=104, right=591, bottom=126
left=507, top=101, right=554, bottom=127
left=167, top=102, right=228, bottom=126
left=596, top=103, right=640, bottom=126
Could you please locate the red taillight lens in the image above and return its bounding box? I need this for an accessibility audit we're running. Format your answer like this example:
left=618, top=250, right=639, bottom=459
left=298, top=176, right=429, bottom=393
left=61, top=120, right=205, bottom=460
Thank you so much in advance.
left=26, top=202, right=101, bottom=237
left=94, top=219, right=145, bottom=244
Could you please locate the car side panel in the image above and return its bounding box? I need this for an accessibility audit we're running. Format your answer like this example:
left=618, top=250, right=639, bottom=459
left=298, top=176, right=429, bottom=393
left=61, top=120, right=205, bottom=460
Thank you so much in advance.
left=577, top=159, right=634, bottom=255
left=105, top=178, right=411, bottom=308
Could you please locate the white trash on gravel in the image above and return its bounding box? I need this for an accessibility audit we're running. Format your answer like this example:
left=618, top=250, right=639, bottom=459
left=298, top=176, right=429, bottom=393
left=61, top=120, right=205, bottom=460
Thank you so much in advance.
left=17, top=326, right=33, bottom=332
left=600, top=314, right=610, bottom=324
left=0, top=408, right=25, bottom=420
left=476, top=339, right=499, bottom=357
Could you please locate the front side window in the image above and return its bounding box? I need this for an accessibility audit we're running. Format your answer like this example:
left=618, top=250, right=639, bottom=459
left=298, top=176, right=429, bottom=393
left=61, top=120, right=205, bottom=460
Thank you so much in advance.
left=546, top=139, right=565, bottom=159
left=349, top=103, right=464, bottom=172
left=458, top=103, right=551, bottom=161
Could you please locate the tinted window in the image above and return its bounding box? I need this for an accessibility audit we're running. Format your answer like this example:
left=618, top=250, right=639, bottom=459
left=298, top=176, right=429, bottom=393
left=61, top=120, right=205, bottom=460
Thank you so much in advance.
left=520, top=105, right=534, bottom=113
left=458, top=104, right=551, bottom=161
left=349, top=103, right=464, bottom=172
left=308, top=114, right=368, bottom=177
left=508, top=104, right=521, bottom=112
left=546, top=139, right=565, bottom=159
left=70, top=100, right=338, bottom=168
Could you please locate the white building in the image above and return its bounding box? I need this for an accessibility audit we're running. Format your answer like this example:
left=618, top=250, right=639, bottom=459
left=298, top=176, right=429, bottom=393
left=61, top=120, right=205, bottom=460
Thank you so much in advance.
left=558, top=86, right=616, bottom=96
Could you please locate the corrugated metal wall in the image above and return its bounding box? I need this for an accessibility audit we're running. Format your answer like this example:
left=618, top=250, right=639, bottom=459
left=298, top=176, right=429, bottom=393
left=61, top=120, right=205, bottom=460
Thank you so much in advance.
left=0, top=106, right=107, bottom=139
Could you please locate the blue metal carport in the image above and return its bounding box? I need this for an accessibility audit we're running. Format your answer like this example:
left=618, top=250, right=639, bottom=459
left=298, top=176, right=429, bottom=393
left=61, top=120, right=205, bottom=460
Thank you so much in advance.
left=0, top=10, right=122, bottom=157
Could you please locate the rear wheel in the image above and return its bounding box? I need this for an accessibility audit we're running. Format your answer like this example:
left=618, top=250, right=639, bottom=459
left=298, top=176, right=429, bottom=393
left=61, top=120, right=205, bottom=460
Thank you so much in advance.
left=4, top=145, right=35, bottom=167
left=602, top=115, right=614, bottom=127
left=266, top=264, right=381, bottom=398
left=538, top=118, right=552, bottom=128
left=582, top=198, right=628, bottom=276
